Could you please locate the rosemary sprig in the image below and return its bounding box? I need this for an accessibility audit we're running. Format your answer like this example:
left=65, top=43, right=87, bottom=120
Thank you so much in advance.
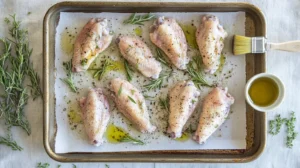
left=286, top=112, right=297, bottom=148
left=0, top=15, right=45, bottom=151
left=143, top=73, right=170, bottom=91
left=187, top=56, right=211, bottom=88
left=60, top=60, right=77, bottom=92
left=124, top=60, right=133, bottom=81
left=159, top=96, right=169, bottom=112
left=89, top=59, right=117, bottom=80
left=37, top=162, right=50, bottom=168
left=119, top=134, right=145, bottom=145
left=27, top=64, right=43, bottom=100
left=155, top=48, right=171, bottom=68
left=123, top=13, right=155, bottom=25
left=0, top=132, right=23, bottom=151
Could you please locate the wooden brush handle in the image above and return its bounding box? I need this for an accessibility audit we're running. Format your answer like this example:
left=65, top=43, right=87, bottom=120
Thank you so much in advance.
left=268, top=41, right=300, bottom=52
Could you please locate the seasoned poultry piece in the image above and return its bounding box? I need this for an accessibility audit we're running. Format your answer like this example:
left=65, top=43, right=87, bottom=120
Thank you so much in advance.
left=72, top=18, right=113, bottom=72
left=116, top=35, right=162, bottom=79
left=193, top=87, right=234, bottom=144
left=168, top=81, right=200, bottom=138
left=150, top=16, right=189, bottom=70
left=196, top=15, right=227, bottom=74
left=79, top=88, right=110, bottom=146
left=110, top=78, right=156, bottom=133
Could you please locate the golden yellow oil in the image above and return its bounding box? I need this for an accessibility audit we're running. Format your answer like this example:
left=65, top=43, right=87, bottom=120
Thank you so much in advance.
left=249, top=77, right=279, bottom=106
left=105, top=124, right=128, bottom=143
left=180, top=24, right=198, bottom=49
left=61, top=30, right=75, bottom=55
left=67, top=109, right=82, bottom=124
left=134, top=27, right=143, bottom=36
left=215, top=54, right=226, bottom=74
left=175, top=132, right=190, bottom=142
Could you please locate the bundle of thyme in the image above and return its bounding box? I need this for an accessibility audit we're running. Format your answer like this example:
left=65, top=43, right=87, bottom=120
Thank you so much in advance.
left=0, top=15, right=42, bottom=150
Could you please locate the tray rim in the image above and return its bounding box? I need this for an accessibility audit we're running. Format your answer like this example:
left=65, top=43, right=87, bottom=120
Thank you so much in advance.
left=43, top=1, right=267, bottom=163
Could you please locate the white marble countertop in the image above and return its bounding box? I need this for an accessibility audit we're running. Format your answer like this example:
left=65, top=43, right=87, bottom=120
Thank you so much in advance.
left=0, top=0, right=299, bottom=167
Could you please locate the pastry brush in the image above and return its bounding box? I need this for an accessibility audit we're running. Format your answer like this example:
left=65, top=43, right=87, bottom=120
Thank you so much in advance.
left=233, top=35, right=300, bottom=55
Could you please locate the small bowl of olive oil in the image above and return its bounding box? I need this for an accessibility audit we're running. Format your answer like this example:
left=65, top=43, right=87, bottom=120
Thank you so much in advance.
left=245, top=73, right=285, bottom=112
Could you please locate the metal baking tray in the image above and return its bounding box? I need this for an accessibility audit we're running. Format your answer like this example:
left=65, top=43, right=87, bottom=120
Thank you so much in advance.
left=43, top=1, right=266, bottom=163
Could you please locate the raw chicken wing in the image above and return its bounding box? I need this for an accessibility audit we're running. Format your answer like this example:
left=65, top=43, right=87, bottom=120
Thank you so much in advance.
left=168, top=81, right=200, bottom=138
left=73, top=18, right=113, bottom=72
left=150, top=16, right=188, bottom=70
left=79, top=88, right=110, bottom=146
left=196, top=15, right=227, bottom=74
left=110, top=78, right=156, bottom=133
left=193, top=87, right=234, bottom=144
left=116, top=35, right=162, bottom=79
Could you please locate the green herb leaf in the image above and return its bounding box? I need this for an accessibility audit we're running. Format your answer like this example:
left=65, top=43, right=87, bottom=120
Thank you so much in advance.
left=105, top=164, right=110, bottom=168
left=37, top=162, right=50, bottom=168
left=118, top=84, right=123, bottom=96
left=119, top=134, right=145, bottom=145
left=61, top=60, right=77, bottom=92
left=187, top=56, right=211, bottom=88
left=123, top=13, right=155, bottom=25
left=143, top=94, right=155, bottom=100
left=73, top=164, right=77, bottom=168
left=128, top=96, right=136, bottom=104
left=124, top=60, right=133, bottom=81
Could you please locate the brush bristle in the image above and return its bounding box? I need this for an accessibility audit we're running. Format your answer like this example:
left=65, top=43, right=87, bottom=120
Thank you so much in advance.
left=233, top=35, right=252, bottom=55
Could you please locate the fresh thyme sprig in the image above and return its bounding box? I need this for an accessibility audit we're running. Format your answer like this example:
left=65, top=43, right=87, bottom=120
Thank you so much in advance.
left=159, top=96, right=169, bottom=112
left=124, top=60, right=133, bottom=81
left=187, top=56, right=211, bottom=88
left=37, top=162, right=50, bottom=168
left=119, top=134, right=145, bottom=145
left=268, top=112, right=298, bottom=148
left=269, top=115, right=284, bottom=135
left=144, top=72, right=170, bottom=91
left=123, top=13, right=155, bottom=25
left=60, top=60, right=77, bottom=92
left=285, top=112, right=297, bottom=148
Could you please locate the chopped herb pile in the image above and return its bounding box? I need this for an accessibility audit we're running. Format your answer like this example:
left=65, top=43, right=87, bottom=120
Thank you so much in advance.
left=123, top=13, right=155, bottom=25
left=0, top=15, right=42, bottom=151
